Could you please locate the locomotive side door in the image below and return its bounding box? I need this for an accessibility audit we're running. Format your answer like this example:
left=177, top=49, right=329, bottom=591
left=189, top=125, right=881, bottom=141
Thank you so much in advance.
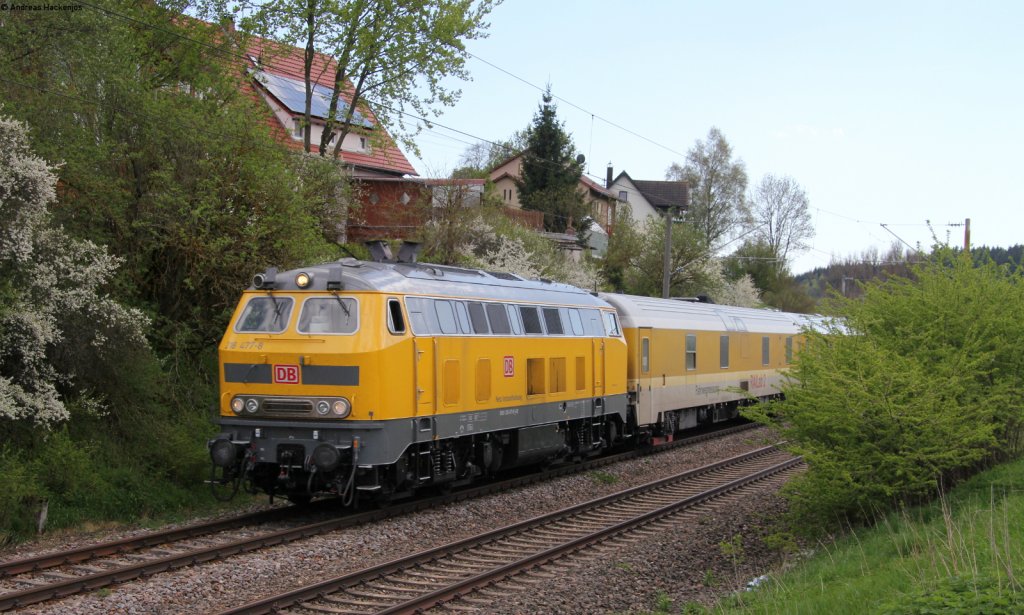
left=592, top=337, right=605, bottom=397
left=413, top=337, right=435, bottom=416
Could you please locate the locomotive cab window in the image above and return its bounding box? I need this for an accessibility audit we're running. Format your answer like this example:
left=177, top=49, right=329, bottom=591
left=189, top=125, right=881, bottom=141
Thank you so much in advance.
left=297, top=297, right=358, bottom=334
left=387, top=298, right=405, bottom=334
left=235, top=296, right=294, bottom=333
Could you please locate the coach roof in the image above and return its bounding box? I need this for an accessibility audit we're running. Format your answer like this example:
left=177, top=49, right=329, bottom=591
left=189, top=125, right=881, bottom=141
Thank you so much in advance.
left=600, top=293, right=817, bottom=335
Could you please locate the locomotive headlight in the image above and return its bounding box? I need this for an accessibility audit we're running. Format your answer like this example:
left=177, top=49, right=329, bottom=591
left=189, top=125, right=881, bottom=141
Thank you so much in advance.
left=244, top=398, right=259, bottom=414
left=315, top=400, right=330, bottom=416
left=332, top=398, right=351, bottom=418
left=295, top=272, right=312, bottom=288
left=230, top=398, right=244, bottom=414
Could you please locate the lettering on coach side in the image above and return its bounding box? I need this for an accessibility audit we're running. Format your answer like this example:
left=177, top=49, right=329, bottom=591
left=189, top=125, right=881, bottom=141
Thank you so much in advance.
left=503, top=356, right=514, bottom=377
left=274, top=364, right=300, bottom=384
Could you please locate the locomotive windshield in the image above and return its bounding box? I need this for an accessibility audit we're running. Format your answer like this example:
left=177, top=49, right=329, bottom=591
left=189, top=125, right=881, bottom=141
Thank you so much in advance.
left=235, top=296, right=293, bottom=333
left=297, top=297, right=359, bottom=334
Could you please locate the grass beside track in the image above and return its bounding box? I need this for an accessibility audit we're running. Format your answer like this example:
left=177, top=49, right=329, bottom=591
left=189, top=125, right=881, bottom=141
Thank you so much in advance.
left=713, top=457, right=1024, bottom=614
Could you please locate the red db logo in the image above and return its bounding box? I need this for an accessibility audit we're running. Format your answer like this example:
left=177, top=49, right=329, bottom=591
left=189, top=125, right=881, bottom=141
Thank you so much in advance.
left=274, top=364, right=300, bottom=384
left=503, top=356, right=514, bottom=377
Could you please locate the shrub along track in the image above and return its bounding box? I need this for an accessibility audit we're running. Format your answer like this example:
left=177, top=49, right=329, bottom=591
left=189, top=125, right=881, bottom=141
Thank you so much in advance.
left=219, top=446, right=801, bottom=615
left=0, top=423, right=756, bottom=612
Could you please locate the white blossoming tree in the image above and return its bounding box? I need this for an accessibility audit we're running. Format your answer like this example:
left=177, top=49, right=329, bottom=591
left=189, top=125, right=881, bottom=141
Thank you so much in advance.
left=0, top=116, right=149, bottom=427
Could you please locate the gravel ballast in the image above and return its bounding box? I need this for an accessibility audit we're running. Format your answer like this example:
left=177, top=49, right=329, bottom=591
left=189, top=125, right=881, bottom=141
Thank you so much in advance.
left=7, top=427, right=789, bottom=614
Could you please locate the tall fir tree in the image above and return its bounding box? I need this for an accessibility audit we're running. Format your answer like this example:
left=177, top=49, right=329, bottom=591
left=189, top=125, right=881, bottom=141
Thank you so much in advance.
left=516, top=87, right=589, bottom=234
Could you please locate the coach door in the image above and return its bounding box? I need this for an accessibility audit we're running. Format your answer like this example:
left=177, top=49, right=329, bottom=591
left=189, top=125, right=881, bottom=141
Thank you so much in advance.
left=592, top=338, right=605, bottom=397
left=638, top=328, right=654, bottom=423
left=413, top=338, right=436, bottom=416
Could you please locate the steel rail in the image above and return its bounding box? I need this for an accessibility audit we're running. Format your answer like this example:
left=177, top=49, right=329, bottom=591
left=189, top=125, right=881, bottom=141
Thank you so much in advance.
left=0, top=421, right=760, bottom=612
left=385, top=457, right=802, bottom=614
left=0, top=506, right=303, bottom=579
left=217, top=444, right=792, bottom=615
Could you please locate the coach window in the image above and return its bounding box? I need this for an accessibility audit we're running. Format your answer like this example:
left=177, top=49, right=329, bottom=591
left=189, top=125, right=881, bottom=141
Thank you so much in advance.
left=506, top=304, right=523, bottom=335
left=520, top=306, right=543, bottom=334
left=434, top=300, right=458, bottom=334
left=685, top=334, right=697, bottom=370
left=603, top=312, right=621, bottom=337
left=543, top=308, right=564, bottom=335
left=785, top=336, right=794, bottom=364
left=387, top=298, right=406, bottom=335
left=720, top=335, right=730, bottom=369
left=486, top=303, right=512, bottom=334
left=641, top=338, right=650, bottom=373
left=467, top=302, right=490, bottom=334
left=762, top=336, right=770, bottom=366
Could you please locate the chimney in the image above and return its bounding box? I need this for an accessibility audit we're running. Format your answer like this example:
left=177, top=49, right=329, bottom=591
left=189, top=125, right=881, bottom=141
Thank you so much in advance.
left=606, top=164, right=613, bottom=189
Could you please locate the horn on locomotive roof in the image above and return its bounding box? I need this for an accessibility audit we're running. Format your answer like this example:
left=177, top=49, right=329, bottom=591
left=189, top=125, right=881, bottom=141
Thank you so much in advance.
left=365, top=240, right=392, bottom=263
left=397, top=241, right=421, bottom=263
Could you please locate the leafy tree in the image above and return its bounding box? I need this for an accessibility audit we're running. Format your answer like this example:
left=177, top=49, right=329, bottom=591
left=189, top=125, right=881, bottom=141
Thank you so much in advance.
left=726, top=240, right=816, bottom=312
left=516, top=87, right=590, bottom=235
left=0, top=115, right=149, bottom=429
left=749, top=248, right=1024, bottom=530
left=212, top=0, right=497, bottom=157
left=453, top=129, right=528, bottom=178
left=666, top=127, right=748, bottom=248
left=743, top=173, right=814, bottom=268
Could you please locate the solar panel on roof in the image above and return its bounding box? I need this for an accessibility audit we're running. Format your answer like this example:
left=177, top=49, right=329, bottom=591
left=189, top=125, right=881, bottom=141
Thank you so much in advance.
left=253, top=70, right=373, bottom=128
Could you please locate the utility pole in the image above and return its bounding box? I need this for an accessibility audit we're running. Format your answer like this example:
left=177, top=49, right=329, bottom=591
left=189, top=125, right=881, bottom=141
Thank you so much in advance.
left=662, top=183, right=689, bottom=299
left=964, top=218, right=971, bottom=252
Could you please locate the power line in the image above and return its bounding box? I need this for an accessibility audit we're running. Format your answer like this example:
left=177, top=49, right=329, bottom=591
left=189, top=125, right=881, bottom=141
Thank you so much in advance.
left=467, top=51, right=687, bottom=159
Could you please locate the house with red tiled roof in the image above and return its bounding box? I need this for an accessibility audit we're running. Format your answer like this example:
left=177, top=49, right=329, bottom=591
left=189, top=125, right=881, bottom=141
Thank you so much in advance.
left=242, top=38, right=430, bottom=241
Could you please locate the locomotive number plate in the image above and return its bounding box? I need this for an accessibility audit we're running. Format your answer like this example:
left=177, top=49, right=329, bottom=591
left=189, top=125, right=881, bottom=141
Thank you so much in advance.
left=273, top=364, right=300, bottom=384
left=503, top=356, right=514, bottom=377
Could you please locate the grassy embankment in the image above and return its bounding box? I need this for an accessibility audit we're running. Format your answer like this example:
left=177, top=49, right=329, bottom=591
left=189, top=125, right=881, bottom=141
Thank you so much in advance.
left=716, top=457, right=1023, bottom=614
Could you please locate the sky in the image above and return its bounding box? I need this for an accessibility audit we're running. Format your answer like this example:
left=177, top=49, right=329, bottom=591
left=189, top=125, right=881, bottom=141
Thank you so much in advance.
left=405, top=0, right=1024, bottom=274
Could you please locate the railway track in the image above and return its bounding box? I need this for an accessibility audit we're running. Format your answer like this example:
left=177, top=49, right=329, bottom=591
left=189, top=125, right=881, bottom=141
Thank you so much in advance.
left=0, top=422, right=760, bottom=612
left=220, top=445, right=800, bottom=614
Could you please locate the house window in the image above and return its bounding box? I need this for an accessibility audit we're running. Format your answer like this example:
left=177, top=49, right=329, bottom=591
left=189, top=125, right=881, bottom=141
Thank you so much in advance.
left=359, top=136, right=368, bottom=151
left=618, top=190, right=628, bottom=201
left=292, top=118, right=302, bottom=138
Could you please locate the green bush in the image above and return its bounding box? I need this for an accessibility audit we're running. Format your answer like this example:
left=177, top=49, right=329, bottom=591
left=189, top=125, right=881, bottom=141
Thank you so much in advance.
left=748, top=249, right=1024, bottom=530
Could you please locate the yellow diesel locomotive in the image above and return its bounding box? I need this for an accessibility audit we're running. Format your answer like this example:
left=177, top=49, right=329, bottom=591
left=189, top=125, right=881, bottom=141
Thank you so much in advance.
left=208, top=254, right=813, bottom=504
